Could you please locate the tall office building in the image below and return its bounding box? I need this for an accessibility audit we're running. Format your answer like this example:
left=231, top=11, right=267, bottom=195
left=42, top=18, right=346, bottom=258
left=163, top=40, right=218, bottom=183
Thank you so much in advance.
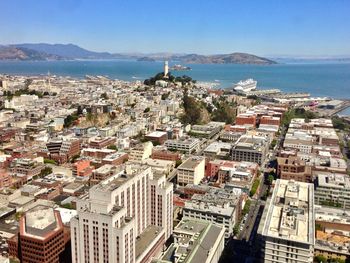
left=71, top=164, right=173, bottom=263
left=257, top=179, right=315, bottom=263
left=8, top=205, right=69, bottom=263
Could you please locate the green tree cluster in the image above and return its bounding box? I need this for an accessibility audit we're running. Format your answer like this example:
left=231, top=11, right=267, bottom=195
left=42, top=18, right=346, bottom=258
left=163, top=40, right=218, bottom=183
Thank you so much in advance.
left=211, top=100, right=237, bottom=124
left=100, top=92, right=109, bottom=100
left=144, top=72, right=194, bottom=86
left=242, top=199, right=251, bottom=216
left=332, top=116, right=350, bottom=131
left=39, top=166, right=53, bottom=177
left=64, top=114, right=79, bottom=128
left=4, top=89, right=45, bottom=99
left=250, top=178, right=260, bottom=197
left=181, top=89, right=209, bottom=125
left=107, top=145, right=118, bottom=151
left=44, top=158, right=57, bottom=165
left=281, top=108, right=318, bottom=127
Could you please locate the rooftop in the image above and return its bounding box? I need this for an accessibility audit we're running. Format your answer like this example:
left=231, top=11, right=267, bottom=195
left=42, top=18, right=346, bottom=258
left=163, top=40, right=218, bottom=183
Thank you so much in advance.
left=173, top=219, right=225, bottom=263
left=178, top=157, right=205, bottom=170
left=260, top=179, right=314, bottom=244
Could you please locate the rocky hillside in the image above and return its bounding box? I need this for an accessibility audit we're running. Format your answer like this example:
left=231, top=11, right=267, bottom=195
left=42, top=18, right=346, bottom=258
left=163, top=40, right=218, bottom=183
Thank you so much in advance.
left=176, top=52, right=277, bottom=64
left=0, top=46, right=62, bottom=60
left=0, top=43, right=277, bottom=64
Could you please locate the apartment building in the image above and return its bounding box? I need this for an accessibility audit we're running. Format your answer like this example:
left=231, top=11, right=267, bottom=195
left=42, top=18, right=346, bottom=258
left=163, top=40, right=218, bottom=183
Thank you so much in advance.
left=257, top=179, right=315, bottom=263
left=235, top=113, right=257, bottom=128
left=277, top=156, right=312, bottom=183
left=151, top=148, right=181, bottom=162
left=89, top=136, right=116, bottom=149
left=182, top=187, right=242, bottom=238
left=165, top=138, right=200, bottom=154
left=190, top=122, right=223, bottom=139
left=177, top=156, right=205, bottom=186
left=71, top=165, right=173, bottom=263
left=156, top=219, right=225, bottom=263
left=145, top=131, right=168, bottom=145
left=231, top=134, right=269, bottom=165
left=314, top=206, right=350, bottom=260
left=314, top=172, right=350, bottom=209
left=10, top=158, right=43, bottom=180
left=129, top=141, right=153, bottom=163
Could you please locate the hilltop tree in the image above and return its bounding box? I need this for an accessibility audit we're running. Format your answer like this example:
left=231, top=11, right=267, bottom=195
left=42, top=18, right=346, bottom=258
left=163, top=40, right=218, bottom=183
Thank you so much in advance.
left=181, top=88, right=209, bottom=125
left=211, top=100, right=237, bottom=124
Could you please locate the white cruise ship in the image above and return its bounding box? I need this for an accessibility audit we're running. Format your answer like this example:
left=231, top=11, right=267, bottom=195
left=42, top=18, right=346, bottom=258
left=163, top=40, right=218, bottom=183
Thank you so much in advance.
left=234, top=79, right=257, bottom=93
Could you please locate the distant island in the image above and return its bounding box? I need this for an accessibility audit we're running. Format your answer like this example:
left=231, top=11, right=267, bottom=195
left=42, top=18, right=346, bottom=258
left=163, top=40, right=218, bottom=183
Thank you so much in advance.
left=137, top=57, right=156, bottom=62
left=0, top=43, right=277, bottom=64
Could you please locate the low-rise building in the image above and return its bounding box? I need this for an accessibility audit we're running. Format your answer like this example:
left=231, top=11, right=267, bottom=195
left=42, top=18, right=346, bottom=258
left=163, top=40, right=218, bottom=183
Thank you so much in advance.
left=177, top=157, right=205, bottom=186
left=314, top=206, right=350, bottom=260
left=183, top=187, right=243, bottom=238
left=314, top=172, right=350, bottom=209
left=142, top=158, right=175, bottom=177
left=165, top=138, right=200, bottom=154
left=145, top=131, right=168, bottom=145
left=190, top=122, right=223, bottom=139
left=155, top=219, right=225, bottom=263
left=235, top=113, right=256, bottom=128
left=72, top=159, right=94, bottom=178
left=203, top=142, right=232, bottom=160
left=231, top=134, right=269, bottom=165
left=102, top=152, right=128, bottom=166
left=129, top=141, right=153, bottom=163
left=277, top=156, right=312, bottom=182
left=89, top=136, right=116, bottom=149
left=151, top=148, right=181, bottom=162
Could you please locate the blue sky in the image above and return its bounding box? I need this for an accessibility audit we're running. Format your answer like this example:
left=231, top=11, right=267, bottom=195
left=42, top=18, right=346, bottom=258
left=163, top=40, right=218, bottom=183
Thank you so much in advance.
left=1, top=0, right=349, bottom=56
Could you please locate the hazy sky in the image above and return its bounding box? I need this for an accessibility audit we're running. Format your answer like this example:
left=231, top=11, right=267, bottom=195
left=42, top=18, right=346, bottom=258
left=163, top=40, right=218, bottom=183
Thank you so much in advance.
left=1, top=0, right=349, bottom=56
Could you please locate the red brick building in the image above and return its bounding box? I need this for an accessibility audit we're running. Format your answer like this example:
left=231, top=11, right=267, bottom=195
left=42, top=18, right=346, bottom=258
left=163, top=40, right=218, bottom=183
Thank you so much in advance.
left=260, top=115, right=281, bottom=126
left=145, top=131, right=168, bottom=145
left=72, top=159, right=94, bottom=177
left=235, top=114, right=256, bottom=127
left=0, top=169, right=11, bottom=188
left=89, top=137, right=116, bottom=149
left=102, top=152, right=128, bottom=166
left=0, top=127, right=18, bottom=142
left=40, top=139, right=81, bottom=164
left=8, top=205, right=69, bottom=263
left=151, top=149, right=181, bottom=161
left=224, top=124, right=247, bottom=133
left=277, top=156, right=312, bottom=182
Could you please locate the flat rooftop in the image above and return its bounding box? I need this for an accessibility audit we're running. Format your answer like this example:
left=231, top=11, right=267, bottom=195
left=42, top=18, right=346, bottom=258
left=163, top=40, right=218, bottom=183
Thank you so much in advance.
left=178, top=157, right=204, bottom=170
left=146, top=131, right=168, bottom=138
left=317, top=172, right=350, bottom=189
left=260, top=179, right=314, bottom=244
left=135, top=225, right=164, bottom=259
left=174, top=219, right=224, bottom=263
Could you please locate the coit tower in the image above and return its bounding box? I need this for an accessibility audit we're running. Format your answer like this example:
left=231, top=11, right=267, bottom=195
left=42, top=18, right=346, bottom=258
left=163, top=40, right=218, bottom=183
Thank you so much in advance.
left=164, top=61, right=169, bottom=77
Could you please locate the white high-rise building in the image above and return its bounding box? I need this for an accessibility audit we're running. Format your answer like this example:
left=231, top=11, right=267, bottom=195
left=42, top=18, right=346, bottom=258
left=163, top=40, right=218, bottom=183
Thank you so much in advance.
left=164, top=61, right=169, bottom=77
left=257, top=179, right=315, bottom=263
left=71, top=164, right=173, bottom=263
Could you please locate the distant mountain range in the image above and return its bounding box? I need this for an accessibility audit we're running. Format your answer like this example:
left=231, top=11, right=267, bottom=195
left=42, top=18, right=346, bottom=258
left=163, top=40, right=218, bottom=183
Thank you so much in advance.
left=0, top=43, right=278, bottom=65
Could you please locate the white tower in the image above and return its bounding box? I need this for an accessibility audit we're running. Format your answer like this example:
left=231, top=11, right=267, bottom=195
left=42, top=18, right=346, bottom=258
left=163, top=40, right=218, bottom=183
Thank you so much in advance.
left=164, top=61, right=169, bottom=77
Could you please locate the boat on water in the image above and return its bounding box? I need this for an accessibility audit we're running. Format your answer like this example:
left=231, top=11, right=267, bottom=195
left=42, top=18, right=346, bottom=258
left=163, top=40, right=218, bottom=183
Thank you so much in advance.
left=233, top=78, right=257, bottom=93
left=169, top=64, right=191, bottom=71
